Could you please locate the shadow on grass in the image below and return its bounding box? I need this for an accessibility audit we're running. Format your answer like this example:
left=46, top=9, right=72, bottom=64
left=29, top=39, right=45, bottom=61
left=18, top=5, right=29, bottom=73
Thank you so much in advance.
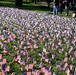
left=20, top=5, right=53, bottom=12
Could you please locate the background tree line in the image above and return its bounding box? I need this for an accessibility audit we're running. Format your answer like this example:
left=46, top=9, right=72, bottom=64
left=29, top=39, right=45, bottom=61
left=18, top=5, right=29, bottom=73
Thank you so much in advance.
left=0, top=0, right=52, bottom=7
left=15, top=0, right=52, bottom=7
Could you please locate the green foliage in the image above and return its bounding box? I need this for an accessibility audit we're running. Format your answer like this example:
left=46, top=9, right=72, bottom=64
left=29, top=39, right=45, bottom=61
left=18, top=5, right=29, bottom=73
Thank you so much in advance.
left=40, top=72, right=44, bottom=75
left=33, top=64, right=39, bottom=69
left=8, top=46, right=16, bottom=53
left=15, top=36, right=19, bottom=41
left=5, top=54, right=14, bottom=63
left=52, top=66, right=58, bottom=73
left=0, top=46, right=3, bottom=54
left=58, top=70, right=66, bottom=75
left=21, top=54, right=26, bottom=60
left=51, top=59, right=56, bottom=66
left=3, top=26, right=8, bottom=30
left=10, top=63, right=22, bottom=75
left=0, top=39, right=4, bottom=43
left=68, top=58, right=72, bottom=65
left=5, top=42, right=10, bottom=46
left=10, top=41, right=16, bottom=46
left=28, top=59, right=33, bottom=64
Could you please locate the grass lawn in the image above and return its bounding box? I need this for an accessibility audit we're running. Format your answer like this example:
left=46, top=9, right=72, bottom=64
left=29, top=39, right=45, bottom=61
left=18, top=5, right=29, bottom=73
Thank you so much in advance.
left=0, top=1, right=52, bottom=13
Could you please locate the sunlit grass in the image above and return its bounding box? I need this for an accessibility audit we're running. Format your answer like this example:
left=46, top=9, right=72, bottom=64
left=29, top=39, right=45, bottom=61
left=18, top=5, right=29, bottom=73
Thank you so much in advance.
left=0, top=1, right=15, bottom=7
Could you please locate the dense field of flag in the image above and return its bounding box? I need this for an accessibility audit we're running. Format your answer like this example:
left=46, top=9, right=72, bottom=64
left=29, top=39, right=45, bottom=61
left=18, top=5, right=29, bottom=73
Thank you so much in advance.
left=0, top=7, right=76, bottom=75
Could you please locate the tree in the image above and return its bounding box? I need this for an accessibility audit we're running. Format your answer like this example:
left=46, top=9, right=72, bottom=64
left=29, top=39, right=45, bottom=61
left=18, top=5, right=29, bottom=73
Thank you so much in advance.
left=46, top=0, right=51, bottom=8
left=15, top=0, right=23, bottom=6
left=35, top=0, right=37, bottom=4
left=32, top=0, right=37, bottom=4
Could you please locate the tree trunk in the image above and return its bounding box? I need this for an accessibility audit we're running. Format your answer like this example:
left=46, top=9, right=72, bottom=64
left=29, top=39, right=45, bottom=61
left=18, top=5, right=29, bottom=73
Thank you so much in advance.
left=35, top=0, right=37, bottom=4
left=15, top=0, right=23, bottom=6
left=46, top=0, right=51, bottom=8
left=48, top=3, right=50, bottom=8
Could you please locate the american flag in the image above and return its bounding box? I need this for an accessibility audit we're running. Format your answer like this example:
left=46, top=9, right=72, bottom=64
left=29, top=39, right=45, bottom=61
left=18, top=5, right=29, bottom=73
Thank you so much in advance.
left=32, top=71, right=36, bottom=75
left=65, top=68, right=70, bottom=75
left=25, top=64, right=29, bottom=71
left=26, top=72, right=31, bottom=75
left=20, top=61, right=24, bottom=65
left=27, top=45, right=32, bottom=49
left=45, top=58, right=49, bottom=63
left=9, top=35, right=13, bottom=40
left=39, top=62, right=43, bottom=68
left=28, top=64, right=33, bottom=70
left=24, top=46, right=27, bottom=49
left=43, top=48, right=46, bottom=53
left=36, top=70, right=41, bottom=75
left=7, top=38, right=10, bottom=42
left=13, top=46, right=17, bottom=50
left=44, top=71, right=52, bottom=75
left=73, top=38, right=76, bottom=43
left=33, top=59, right=36, bottom=64
left=6, top=66, right=10, bottom=72
left=34, top=43, right=38, bottom=48
left=12, top=33, right=16, bottom=38
left=0, top=41, right=2, bottom=45
left=38, top=53, right=42, bottom=56
left=2, top=50, right=7, bottom=54
left=63, top=57, right=68, bottom=62
left=2, top=71, right=5, bottom=75
left=17, top=55, right=21, bottom=59
left=58, top=39, right=62, bottom=46
left=58, top=49, right=62, bottom=54
left=53, top=72, right=56, bottom=75
left=70, top=64, right=73, bottom=70
left=0, top=54, right=2, bottom=59
left=74, top=51, right=76, bottom=57
left=64, top=62, right=68, bottom=70
left=0, top=62, right=3, bottom=65
left=3, top=59, right=6, bottom=64
left=41, top=67, right=47, bottom=73
left=52, top=54, right=55, bottom=59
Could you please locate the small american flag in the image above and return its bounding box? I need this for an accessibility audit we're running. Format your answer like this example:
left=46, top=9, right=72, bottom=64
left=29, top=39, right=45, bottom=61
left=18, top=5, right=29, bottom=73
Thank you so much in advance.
left=45, top=59, right=49, bottom=63
left=43, top=48, right=46, bottom=53
left=27, top=45, right=32, bottom=49
left=70, top=64, right=73, bottom=70
left=34, top=43, right=38, bottom=48
left=44, top=71, right=52, bottom=75
left=28, top=64, right=33, bottom=70
left=63, top=57, right=68, bottom=62
left=26, top=72, right=31, bottom=75
left=64, top=62, right=68, bottom=70
left=2, top=50, right=7, bottom=54
left=65, top=68, right=70, bottom=75
left=41, top=67, right=47, bottom=73
left=0, top=54, right=2, bottom=59
left=6, top=66, right=10, bottom=72
left=0, top=41, right=2, bottom=45
left=3, top=59, right=6, bottom=64
left=52, top=54, right=55, bottom=59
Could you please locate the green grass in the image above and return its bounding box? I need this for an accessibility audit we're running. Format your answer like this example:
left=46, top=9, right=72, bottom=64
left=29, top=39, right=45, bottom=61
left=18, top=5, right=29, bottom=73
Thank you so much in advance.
left=0, top=1, right=15, bottom=7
